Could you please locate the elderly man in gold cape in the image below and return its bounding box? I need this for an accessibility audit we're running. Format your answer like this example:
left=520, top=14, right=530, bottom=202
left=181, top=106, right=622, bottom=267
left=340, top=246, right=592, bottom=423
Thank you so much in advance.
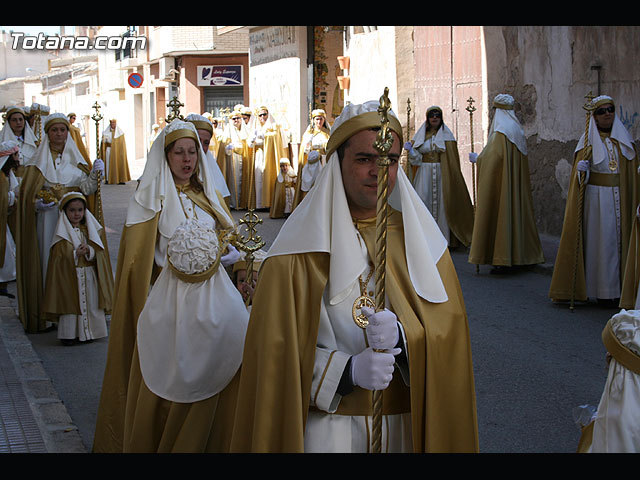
left=230, top=100, right=478, bottom=453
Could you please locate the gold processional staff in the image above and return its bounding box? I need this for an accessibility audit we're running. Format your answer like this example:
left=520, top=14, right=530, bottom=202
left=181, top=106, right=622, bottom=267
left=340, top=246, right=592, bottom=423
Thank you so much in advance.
left=351, top=87, right=395, bottom=454
left=91, top=101, right=105, bottom=226
left=466, top=97, right=479, bottom=275
left=570, top=92, right=596, bottom=311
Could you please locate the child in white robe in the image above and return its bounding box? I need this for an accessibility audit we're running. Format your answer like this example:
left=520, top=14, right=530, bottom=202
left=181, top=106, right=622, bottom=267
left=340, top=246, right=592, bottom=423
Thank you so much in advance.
left=42, top=192, right=113, bottom=345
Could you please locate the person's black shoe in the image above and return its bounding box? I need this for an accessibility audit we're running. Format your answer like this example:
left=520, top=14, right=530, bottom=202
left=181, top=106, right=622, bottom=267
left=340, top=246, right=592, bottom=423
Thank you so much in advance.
left=60, top=339, right=76, bottom=346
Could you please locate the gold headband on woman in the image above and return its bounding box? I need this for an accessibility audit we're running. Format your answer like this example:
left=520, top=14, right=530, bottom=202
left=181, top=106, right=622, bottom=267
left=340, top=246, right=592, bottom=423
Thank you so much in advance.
left=5, top=107, right=26, bottom=120
left=325, top=111, right=403, bottom=159
left=164, top=127, right=200, bottom=148
left=188, top=120, right=213, bottom=135
left=45, top=115, right=71, bottom=132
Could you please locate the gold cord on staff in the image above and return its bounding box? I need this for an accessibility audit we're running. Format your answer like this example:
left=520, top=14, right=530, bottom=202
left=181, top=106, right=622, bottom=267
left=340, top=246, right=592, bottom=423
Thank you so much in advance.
left=91, top=101, right=104, bottom=226
left=370, top=87, right=395, bottom=454
left=570, top=91, right=596, bottom=311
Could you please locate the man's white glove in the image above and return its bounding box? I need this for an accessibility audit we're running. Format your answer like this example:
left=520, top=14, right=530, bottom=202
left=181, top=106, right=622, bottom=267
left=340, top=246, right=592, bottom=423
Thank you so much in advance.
left=362, top=306, right=399, bottom=351
left=403, top=141, right=413, bottom=152
left=307, top=150, right=320, bottom=163
left=92, top=158, right=105, bottom=174
left=351, top=347, right=401, bottom=391
left=225, top=144, right=234, bottom=154
left=220, top=244, right=243, bottom=267
left=468, top=152, right=478, bottom=164
left=35, top=198, right=56, bottom=211
left=576, top=160, right=590, bottom=172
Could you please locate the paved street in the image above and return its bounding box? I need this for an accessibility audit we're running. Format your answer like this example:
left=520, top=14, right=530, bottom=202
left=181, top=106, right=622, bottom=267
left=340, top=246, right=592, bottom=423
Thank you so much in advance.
left=1, top=176, right=618, bottom=453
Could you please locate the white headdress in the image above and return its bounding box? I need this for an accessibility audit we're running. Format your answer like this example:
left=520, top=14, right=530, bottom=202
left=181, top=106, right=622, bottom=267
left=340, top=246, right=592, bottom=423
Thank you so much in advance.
left=489, top=94, right=528, bottom=155
left=126, top=120, right=234, bottom=239
left=575, top=95, right=635, bottom=165
left=267, top=100, right=449, bottom=305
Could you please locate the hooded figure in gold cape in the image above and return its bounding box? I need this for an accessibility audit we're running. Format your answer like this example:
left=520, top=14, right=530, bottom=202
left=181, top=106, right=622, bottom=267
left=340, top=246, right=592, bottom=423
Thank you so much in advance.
left=42, top=192, right=113, bottom=344
left=292, top=108, right=331, bottom=209
left=100, top=119, right=131, bottom=184
left=248, top=106, right=289, bottom=209
left=93, top=120, right=242, bottom=453
left=550, top=95, right=639, bottom=305
left=468, top=94, right=544, bottom=272
left=405, top=105, right=474, bottom=248
left=230, top=100, right=478, bottom=453
left=16, top=113, right=104, bottom=334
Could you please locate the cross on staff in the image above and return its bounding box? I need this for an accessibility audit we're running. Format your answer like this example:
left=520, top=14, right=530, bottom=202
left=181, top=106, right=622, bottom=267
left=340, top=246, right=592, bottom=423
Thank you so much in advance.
left=236, top=210, right=266, bottom=306
left=166, top=96, right=185, bottom=123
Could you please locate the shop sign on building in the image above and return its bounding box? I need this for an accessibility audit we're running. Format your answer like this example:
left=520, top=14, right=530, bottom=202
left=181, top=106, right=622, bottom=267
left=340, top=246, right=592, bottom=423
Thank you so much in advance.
left=197, top=65, right=243, bottom=86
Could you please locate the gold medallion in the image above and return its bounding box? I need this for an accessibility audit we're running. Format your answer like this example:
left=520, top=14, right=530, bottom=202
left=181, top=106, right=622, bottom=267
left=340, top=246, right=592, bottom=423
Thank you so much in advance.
left=609, top=159, right=617, bottom=172
left=352, top=295, right=376, bottom=329
left=352, top=262, right=376, bottom=329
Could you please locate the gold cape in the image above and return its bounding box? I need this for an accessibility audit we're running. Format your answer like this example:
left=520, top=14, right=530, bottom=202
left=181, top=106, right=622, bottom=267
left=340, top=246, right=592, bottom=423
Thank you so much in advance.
left=550, top=141, right=640, bottom=303
left=69, top=125, right=91, bottom=165
left=621, top=215, right=640, bottom=308
left=16, top=164, right=102, bottom=333
left=268, top=172, right=297, bottom=219
left=217, top=136, right=253, bottom=209
left=229, top=210, right=479, bottom=452
left=121, top=345, right=241, bottom=452
left=468, top=132, right=544, bottom=266
left=292, top=129, right=330, bottom=210
left=101, top=130, right=131, bottom=184
left=93, top=187, right=234, bottom=453
left=0, top=171, right=11, bottom=267
left=418, top=137, right=474, bottom=247
left=41, top=228, right=114, bottom=319
left=255, top=127, right=289, bottom=209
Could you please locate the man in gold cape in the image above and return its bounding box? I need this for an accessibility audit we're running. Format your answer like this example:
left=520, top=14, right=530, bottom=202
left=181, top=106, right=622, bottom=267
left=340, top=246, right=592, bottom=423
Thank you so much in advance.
left=93, top=121, right=239, bottom=453
left=100, top=119, right=131, bottom=184
left=230, top=100, right=478, bottom=453
left=550, top=95, right=640, bottom=305
left=16, top=113, right=103, bottom=334
left=67, top=113, right=91, bottom=164
left=405, top=106, right=474, bottom=248
left=468, top=94, right=544, bottom=271
left=248, top=106, right=289, bottom=209
left=217, top=107, right=253, bottom=209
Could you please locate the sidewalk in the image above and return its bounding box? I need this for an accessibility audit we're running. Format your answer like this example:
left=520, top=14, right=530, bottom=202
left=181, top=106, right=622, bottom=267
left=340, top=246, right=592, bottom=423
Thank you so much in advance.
left=0, top=230, right=561, bottom=453
left=0, top=282, right=85, bottom=453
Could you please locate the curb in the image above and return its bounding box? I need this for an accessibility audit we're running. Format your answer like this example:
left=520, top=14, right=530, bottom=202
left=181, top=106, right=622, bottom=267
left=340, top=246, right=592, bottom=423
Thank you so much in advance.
left=0, top=305, right=86, bottom=453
